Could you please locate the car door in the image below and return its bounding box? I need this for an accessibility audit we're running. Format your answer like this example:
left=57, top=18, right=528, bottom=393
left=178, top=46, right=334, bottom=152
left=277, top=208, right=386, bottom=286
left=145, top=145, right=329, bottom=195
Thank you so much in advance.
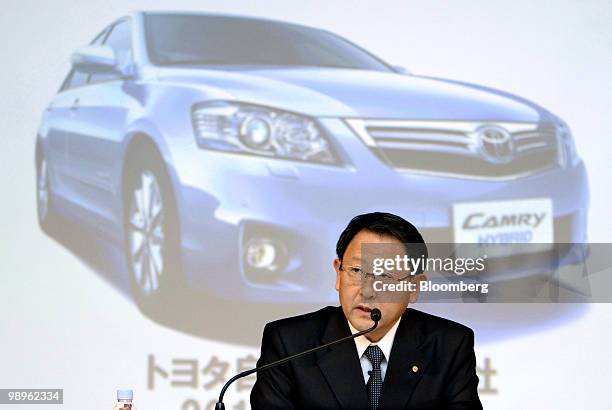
left=65, top=18, right=134, bottom=223
left=41, top=69, right=89, bottom=200
left=40, top=26, right=109, bottom=203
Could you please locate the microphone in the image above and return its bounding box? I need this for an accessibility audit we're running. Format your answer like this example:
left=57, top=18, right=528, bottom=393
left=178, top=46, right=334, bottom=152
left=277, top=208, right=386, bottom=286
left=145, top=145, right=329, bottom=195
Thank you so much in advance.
left=215, top=308, right=382, bottom=410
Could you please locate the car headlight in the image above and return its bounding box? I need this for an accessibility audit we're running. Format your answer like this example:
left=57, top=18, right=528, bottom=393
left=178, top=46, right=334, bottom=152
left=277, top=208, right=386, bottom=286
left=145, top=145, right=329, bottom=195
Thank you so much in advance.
left=191, top=102, right=339, bottom=165
left=554, top=117, right=579, bottom=167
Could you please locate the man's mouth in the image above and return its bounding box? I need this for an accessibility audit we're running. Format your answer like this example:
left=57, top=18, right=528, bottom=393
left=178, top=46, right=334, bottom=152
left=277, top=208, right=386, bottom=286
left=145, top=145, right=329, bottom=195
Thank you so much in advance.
left=356, top=305, right=374, bottom=313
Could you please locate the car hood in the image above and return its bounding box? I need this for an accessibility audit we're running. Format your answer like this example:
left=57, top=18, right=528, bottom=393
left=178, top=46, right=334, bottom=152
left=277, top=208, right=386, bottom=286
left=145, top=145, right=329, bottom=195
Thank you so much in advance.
left=155, top=66, right=545, bottom=121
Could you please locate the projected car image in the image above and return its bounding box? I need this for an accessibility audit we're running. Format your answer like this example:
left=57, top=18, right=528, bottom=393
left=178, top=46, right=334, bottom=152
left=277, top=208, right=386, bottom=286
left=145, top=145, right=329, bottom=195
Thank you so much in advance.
left=35, top=11, right=589, bottom=311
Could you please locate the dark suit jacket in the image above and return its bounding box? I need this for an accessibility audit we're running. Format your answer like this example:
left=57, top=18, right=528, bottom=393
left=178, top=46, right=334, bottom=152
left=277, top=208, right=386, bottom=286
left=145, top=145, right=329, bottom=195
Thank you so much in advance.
left=250, top=306, right=482, bottom=409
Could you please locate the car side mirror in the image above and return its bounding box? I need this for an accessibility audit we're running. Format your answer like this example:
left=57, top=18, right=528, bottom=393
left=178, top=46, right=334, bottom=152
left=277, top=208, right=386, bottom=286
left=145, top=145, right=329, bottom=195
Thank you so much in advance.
left=392, top=65, right=412, bottom=75
left=70, top=45, right=119, bottom=75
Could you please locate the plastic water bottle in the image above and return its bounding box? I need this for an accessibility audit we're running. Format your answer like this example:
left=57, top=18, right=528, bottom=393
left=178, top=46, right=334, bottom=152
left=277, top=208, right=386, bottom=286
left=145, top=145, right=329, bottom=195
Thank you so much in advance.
left=113, top=389, right=137, bottom=410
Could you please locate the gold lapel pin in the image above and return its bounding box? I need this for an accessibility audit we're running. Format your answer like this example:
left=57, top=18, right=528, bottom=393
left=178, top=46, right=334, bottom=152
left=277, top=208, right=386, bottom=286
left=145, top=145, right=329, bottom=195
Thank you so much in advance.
left=412, top=365, right=419, bottom=373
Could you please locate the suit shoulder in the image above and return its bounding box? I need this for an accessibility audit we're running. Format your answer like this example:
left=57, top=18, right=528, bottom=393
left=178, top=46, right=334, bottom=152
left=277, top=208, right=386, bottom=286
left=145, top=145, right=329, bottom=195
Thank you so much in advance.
left=407, top=308, right=474, bottom=341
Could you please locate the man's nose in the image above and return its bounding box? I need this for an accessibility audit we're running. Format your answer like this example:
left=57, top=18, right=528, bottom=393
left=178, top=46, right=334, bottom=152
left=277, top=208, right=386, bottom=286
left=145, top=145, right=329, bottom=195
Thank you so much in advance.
left=361, top=275, right=376, bottom=299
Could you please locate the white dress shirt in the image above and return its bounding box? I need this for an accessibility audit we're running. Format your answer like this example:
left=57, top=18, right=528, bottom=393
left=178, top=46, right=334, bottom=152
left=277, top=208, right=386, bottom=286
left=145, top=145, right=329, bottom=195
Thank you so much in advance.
left=348, top=316, right=402, bottom=383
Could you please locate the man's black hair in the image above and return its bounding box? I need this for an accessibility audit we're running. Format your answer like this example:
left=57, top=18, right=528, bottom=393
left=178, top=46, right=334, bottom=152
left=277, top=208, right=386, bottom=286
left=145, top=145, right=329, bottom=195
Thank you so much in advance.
left=336, top=212, right=428, bottom=270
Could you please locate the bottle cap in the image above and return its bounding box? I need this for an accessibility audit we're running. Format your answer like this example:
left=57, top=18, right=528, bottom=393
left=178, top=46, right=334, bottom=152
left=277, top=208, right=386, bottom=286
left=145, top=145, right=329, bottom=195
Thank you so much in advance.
left=117, top=389, right=133, bottom=400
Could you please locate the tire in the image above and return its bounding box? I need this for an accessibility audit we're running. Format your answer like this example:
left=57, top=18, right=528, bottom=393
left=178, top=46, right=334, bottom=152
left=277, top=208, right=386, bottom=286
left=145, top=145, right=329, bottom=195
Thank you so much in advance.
left=36, top=156, right=59, bottom=234
left=123, top=145, right=184, bottom=313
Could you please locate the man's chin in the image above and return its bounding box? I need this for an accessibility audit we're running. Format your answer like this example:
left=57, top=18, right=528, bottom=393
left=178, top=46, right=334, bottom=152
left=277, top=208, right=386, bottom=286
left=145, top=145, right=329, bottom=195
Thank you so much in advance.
left=349, top=309, right=375, bottom=331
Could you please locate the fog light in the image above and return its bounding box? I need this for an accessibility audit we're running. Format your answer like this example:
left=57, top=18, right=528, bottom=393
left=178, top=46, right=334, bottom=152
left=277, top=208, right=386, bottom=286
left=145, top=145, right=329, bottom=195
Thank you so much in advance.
left=246, top=239, right=278, bottom=270
left=243, top=237, right=288, bottom=283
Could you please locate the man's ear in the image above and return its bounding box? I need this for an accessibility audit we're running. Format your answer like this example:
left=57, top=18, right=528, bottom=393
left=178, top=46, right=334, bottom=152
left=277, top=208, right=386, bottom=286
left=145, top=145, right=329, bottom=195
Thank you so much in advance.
left=333, top=258, right=342, bottom=291
left=409, top=273, right=426, bottom=304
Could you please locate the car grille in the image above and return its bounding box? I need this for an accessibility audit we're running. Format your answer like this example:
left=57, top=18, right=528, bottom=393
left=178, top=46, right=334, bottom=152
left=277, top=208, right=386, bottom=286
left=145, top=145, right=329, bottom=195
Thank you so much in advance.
left=346, top=119, right=560, bottom=179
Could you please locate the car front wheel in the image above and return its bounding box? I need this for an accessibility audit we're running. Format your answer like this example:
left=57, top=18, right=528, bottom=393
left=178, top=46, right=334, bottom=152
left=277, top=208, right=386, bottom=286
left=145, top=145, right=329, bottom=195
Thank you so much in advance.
left=124, top=148, right=183, bottom=313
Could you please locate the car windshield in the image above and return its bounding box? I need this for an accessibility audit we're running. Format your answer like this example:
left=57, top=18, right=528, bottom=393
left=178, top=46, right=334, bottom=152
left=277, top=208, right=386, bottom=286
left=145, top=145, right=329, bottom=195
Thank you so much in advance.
left=144, top=14, right=393, bottom=71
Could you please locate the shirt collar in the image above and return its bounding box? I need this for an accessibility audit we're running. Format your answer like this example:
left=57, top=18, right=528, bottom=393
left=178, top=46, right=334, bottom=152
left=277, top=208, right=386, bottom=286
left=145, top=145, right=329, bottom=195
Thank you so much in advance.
left=348, top=315, right=402, bottom=361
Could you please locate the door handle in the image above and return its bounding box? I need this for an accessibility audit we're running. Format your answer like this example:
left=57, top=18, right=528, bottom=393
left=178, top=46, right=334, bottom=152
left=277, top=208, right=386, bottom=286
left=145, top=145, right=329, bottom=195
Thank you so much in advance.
left=69, top=98, right=80, bottom=112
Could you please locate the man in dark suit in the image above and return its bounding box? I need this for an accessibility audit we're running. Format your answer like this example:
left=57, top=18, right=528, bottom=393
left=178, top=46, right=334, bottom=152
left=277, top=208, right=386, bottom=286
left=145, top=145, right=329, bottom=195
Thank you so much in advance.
left=250, top=212, right=482, bottom=409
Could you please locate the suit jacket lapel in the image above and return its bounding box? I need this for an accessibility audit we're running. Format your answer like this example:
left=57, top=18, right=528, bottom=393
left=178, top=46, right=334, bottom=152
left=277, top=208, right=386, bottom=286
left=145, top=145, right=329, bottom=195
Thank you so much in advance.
left=379, top=308, right=431, bottom=409
left=316, top=307, right=369, bottom=410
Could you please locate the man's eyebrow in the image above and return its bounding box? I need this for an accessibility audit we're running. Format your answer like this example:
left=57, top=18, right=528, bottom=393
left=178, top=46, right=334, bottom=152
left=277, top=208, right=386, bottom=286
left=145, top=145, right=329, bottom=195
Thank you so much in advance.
left=350, top=256, right=361, bottom=261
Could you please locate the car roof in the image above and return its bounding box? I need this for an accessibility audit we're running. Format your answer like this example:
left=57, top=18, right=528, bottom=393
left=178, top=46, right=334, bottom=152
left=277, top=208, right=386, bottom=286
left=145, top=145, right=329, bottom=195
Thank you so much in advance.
left=138, top=10, right=322, bottom=32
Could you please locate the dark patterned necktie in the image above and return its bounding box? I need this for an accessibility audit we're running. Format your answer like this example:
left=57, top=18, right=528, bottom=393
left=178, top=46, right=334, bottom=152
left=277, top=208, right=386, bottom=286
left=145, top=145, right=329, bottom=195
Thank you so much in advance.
left=365, top=345, right=384, bottom=410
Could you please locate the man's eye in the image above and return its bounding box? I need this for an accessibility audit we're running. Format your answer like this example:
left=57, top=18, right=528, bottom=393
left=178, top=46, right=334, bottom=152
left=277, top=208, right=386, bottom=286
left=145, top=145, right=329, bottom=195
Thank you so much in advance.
left=351, top=268, right=362, bottom=274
